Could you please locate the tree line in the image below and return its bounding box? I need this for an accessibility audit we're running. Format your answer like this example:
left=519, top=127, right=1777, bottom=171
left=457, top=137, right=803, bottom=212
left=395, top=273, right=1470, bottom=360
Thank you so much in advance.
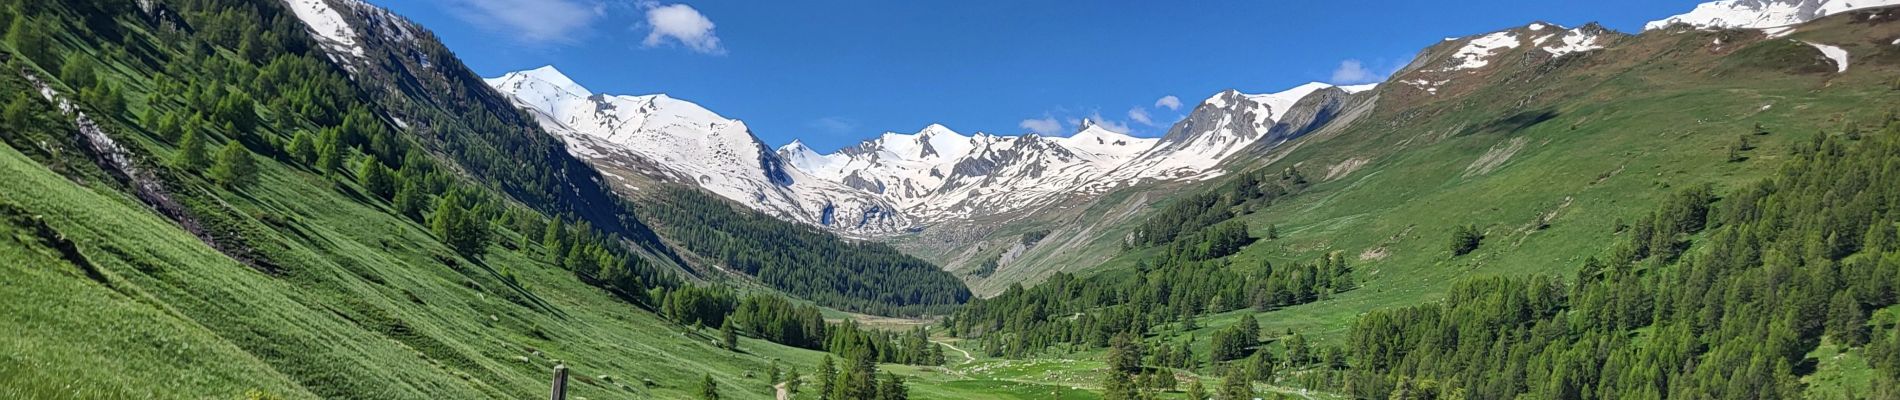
left=643, top=188, right=971, bottom=317
left=1343, top=121, right=1900, bottom=399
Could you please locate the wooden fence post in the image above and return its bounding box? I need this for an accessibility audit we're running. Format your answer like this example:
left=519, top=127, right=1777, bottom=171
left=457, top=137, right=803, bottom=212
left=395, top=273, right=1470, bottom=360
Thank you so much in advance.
left=550, top=364, right=569, bottom=400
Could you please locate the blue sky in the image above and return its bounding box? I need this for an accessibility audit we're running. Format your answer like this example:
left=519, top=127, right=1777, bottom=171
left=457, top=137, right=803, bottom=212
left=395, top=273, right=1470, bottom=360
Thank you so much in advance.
left=370, top=0, right=1705, bottom=152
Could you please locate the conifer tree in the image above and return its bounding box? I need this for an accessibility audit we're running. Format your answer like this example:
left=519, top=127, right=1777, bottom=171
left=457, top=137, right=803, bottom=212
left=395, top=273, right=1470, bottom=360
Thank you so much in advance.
left=208, top=140, right=257, bottom=189
left=698, top=374, right=720, bottom=400
left=174, top=129, right=210, bottom=170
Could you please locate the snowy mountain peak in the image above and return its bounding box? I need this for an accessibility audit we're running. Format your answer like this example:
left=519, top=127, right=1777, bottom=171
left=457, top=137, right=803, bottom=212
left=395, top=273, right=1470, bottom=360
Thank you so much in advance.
left=486, top=66, right=910, bottom=235
left=1248, top=82, right=1335, bottom=122
left=1646, top=0, right=1900, bottom=31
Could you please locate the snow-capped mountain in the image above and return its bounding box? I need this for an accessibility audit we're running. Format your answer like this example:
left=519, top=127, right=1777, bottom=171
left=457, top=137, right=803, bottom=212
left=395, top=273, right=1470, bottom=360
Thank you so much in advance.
left=1100, top=83, right=1374, bottom=183
left=484, top=66, right=910, bottom=234
left=776, top=121, right=1159, bottom=223
left=484, top=63, right=1375, bottom=232
left=1645, top=0, right=1900, bottom=32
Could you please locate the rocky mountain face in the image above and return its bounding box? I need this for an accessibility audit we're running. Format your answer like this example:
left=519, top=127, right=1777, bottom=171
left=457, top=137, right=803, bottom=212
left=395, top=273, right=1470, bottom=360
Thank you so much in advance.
left=484, top=67, right=911, bottom=235
left=484, top=70, right=1371, bottom=235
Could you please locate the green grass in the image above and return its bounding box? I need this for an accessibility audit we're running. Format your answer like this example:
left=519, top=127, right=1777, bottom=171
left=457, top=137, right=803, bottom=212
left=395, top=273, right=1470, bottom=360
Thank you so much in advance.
left=0, top=120, right=1044, bottom=398
left=919, top=19, right=1900, bottom=397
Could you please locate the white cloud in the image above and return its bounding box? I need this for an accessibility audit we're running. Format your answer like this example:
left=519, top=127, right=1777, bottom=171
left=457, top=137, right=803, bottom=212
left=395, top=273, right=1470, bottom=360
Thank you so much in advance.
left=1127, top=107, right=1154, bottom=126
left=442, top=0, right=600, bottom=43
left=807, top=117, right=860, bottom=134
left=1330, top=59, right=1385, bottom=84
left=1154, top=95, right=1183, bottom=111
left=639, top=2, right=725, bottom=55
left=1020, top=116, right=1062, bottom=135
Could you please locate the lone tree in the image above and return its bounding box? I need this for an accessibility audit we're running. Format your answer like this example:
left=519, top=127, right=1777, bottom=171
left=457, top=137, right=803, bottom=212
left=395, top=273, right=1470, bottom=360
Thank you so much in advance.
left=174, top=129, right=210, bottom=170
left=209, top=140, right=258, bottom=189
left=698, top=373, right=720, bottom=400
left=1450, top=224, right=1483, bottom=257
left=429, top=193, right=490, bottom=258
left=719, top=319, right=739, bottom=351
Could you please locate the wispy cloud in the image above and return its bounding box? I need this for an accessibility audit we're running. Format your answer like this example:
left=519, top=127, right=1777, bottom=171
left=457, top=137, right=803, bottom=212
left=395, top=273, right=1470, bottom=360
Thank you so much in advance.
left=807, top=117, right=860, bottom=134
left=1020, top=116, right=1062, bottom=135
left=1330, top=59, right=1386, bottom=84
left=1127, top=107, right=1154, bottom=126
left=440, top=0, right=601, bottom=44
left=637, top=2, right=725, bottom=55
left=1154, top=95, right=1183, bottom=111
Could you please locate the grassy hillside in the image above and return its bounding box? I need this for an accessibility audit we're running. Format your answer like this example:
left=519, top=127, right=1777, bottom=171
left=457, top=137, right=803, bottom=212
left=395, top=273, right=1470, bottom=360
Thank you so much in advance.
left=0, top=1, right=996, bottom=398
left=944, top=8, right=1900, bottom=399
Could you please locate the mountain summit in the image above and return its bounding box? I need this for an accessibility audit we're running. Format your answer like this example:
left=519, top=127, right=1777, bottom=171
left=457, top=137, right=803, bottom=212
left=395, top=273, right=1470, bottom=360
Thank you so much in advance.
left=1646, top=0, right=1900, bottom=31
left=491, top=69, right=1373, bottom=232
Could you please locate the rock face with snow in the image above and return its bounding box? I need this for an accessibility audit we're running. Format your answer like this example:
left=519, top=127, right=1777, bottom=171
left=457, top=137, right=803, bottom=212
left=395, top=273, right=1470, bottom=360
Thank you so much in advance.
left=1101, top=83, right=1373, bottom=182
left=777, top=121, right=1160, bottom=224
left=485, top=66, right=910, bottom=234
left=1645, top=0, right=1900, bottom=31
left=1392, top=23, right=1617, bottom=97
left=486, top=66, right=1374, bottom=233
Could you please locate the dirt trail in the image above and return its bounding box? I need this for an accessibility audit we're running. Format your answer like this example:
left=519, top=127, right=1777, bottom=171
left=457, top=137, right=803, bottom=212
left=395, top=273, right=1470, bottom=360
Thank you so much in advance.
left=932, top=339, right=975, bottom=365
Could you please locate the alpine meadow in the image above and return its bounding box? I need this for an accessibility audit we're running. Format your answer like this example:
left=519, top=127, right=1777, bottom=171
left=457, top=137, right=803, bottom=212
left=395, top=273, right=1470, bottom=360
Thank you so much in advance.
left=6, top=0, right=1900, bottom=399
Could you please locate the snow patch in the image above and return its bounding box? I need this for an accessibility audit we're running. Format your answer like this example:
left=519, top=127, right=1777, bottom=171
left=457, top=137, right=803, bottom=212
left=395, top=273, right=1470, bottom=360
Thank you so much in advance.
left=1443, top=31, right=1520, bottom=71
left=283, top=0, right=365, bottom=59
left=1647, top=0, right=1900, bottom=31
left=1541, top=28, right=1604, bottom=57
left=1803, top=41, right=1850, bottom=72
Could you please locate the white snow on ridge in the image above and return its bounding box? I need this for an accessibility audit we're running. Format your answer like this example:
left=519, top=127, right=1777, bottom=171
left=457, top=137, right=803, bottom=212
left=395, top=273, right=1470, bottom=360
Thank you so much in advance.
left=284, top=0, right=365, bottom=59
left=1646, top=0, right=1900, bottom=31
left=1804, top=41, right=1851, bottom=72
left=1538, top=28, right=1605, bottom=57
left=486, top=66, right=910, bottom=234
left=1247, top=83, right=1337, bottom=123
left=490, top=64, right=1370, bottom=232
left=1444, top=31, right=1521, bottom=71
left=1339, top=83, right=1380, bottom=94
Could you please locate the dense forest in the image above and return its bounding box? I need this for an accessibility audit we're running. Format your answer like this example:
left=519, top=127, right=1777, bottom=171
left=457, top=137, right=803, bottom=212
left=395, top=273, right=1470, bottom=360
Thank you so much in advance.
left=1343, top=123, right=1900, bottom=399
left=1125, top=166, right=1306, bottom=249
left=948, top=233, right=1355, bottom=359
left=643, top=188, right=971, bottom=316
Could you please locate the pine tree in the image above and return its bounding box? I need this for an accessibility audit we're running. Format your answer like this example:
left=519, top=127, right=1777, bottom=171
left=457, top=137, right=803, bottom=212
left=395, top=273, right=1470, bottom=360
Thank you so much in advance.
left=1187, top=379, right=1209, bottom=400
left=877, top=372, right=908, bottom=400
left=393, top=181, right=427, bottom=220
left=287, top=130, right=317, bottom=164
left=174, top=129, right=210, bottom=170
left=1102, top=371, right=1138, bottom=400
left=1219, top=369, right=1251, bottom=400
left=9, top=13, right=54, bottom=67
left=720, top=319, right=739, bottom=351
left=766, top=361, right=783, bottom=392
left=4, top=93, right=37, bottom=134
left=208, top=140, right=257, bottom=189
left=699, top=373, right=720, bottom=400
left=819, top=356, right=837, bottom=400
left=429, top=194, right=489, bottom=258
left=355, top=158, right=397, bottom=198
left=1828, top=291, right=1869, bottom=346
left=1108, top=331, right=1144, bottom=373
left=785, top=367, right=803, bottom=396
left=315, top=129, right=345, bottom=174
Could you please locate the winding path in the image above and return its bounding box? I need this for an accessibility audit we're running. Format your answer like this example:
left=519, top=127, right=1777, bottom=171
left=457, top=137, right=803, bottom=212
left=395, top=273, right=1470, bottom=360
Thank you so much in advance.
left=931, top=339, right=976, bottom=365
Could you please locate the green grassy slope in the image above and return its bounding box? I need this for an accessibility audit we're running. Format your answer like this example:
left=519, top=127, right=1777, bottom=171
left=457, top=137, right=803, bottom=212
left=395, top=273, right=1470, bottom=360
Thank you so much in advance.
left=1016, top=14, right=1900, bottom=346
left=937, top=10, right=1900, bottom=399
left=0, top=2, right=990, bottom=399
